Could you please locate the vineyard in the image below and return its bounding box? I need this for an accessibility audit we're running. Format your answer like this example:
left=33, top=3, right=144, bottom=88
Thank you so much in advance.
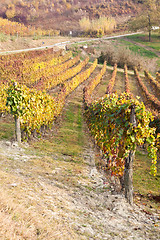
left=0, top=17, right=59, bottom=37
left=0, top=46, right=160, bottom=167
left=0, top=46, right=159, bottom=238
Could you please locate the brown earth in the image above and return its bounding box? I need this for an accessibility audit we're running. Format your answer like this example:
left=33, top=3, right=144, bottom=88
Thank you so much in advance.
left=0, top=36, right=84, bottom=53
left=0, top=0, right=142, bottom=32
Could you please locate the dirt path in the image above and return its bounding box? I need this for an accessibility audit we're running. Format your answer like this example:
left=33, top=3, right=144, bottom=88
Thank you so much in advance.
left=113, top=71, right=125, bottom=94
left=0, top=32, right=143, bottom=55
left=0, top=74, right=159, bottom=239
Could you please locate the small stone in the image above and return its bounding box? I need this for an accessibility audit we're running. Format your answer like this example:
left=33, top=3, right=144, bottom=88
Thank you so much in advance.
left=12, top=142, right=19, bottom=147
left=84, top=226, right=95, bottom=236
left=5, top=141, right=11, bottom=147
left=90, top=167, right=98, bottom=177
left=10, top=183, right=18, bottom=187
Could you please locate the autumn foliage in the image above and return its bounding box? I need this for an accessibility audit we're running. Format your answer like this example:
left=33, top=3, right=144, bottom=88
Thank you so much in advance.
left=83, top=61, right=107, bottom=105
left=0, top=17, right=59, bottom=37
left=84, top=92, right=157, bottom=176
left=134, top=67, right=160, bottom=111
left=0, top=46, right=100, bottom=139
left=106, top=63, right=117, bottom=94
left=79, top=16, right=116, bottom=37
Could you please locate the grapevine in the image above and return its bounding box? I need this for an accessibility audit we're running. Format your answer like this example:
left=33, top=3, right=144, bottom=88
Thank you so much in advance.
left=84, top=92, right=157, bottom=176
left=83, top=61, right=107, bottom=105
left=134, top=67, right=160, bottom=111
left=20, top=52, right=75, bottom=86
left=4, top=59, right=98, bottom=138
left=0, top=83, right=10, bottom=114
left=62, top=59, right=97, bottom=96
left=6, top=82, right=57, bottom=137
left=0, top=51, right=72, bottom=84
left=144, top=70, right=160, bottom=99
left=156, top=72, right=160, bottom=82
left=106, top=63, right=117, bottom=94
left=34, top=56, right=89, bottom=91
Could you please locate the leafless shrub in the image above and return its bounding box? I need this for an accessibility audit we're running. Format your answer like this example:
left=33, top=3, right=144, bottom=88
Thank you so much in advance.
left=98, top=44, right=157, bottom=72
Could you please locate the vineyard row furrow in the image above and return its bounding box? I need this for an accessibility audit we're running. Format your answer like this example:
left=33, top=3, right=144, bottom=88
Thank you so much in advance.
left=0, top=51, right=72, bottom=84
left=106, top=63, right=117, bottom=94
left=144, top=70, right=160, bottom=99
left=83, top=61, right=107, bottom=105
left=134, top=67, right=160, bottom=111
left=125, top=67, right=159, bottom=118
left=2, top=58, right=98, bottom=138
left=33, top=56, right=89, bottom=91
left=23, top=54, right=79, bottom=87
left=124, top=64, right=130, bottom=94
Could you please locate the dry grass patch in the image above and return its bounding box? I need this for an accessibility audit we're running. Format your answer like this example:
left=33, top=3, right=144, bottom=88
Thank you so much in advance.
left=0, top=153, right=88, bottom=239
left=113, top=72, right=125, bottom=94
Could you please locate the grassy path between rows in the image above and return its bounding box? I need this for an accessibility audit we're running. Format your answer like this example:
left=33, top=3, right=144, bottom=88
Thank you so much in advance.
left=123, top=38, right=160, bottom=58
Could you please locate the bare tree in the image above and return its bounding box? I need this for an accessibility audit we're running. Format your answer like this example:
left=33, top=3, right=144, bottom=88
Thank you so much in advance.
left=129, top=0, right=160, bottom=42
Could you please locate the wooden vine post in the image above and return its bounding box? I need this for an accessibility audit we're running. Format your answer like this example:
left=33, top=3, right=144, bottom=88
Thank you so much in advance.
left=124, top=105, right=136, bottom=205
left=13, top=82, right=21, bottom=144
left=15, top=115, right=21, bottom=144
left=6, top=82, right=22, bottom=144
left=84, top=92, right=157, bottom=205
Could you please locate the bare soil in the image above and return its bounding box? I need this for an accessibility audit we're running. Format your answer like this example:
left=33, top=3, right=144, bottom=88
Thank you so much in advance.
left=0, top=36, right=84, bottom=53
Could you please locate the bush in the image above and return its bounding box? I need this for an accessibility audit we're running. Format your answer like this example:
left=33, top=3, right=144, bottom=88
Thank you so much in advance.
left=0, top=33, right=7, bottom=42
left=98, top=44, right=157, bottom=71
left=79, top=16, right=116, bottom=37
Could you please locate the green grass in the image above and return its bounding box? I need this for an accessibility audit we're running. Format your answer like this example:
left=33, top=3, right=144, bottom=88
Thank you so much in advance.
left=133, top=149, right=160, bottom=212
left=30, top=100, right=85, bottom=159
left=0, top=33, right=8, bottom=42
left=0, top=118, right=14, bottom=140
left=134, top=151, right=160, bottom=195
left=126, top=33, right=160, bottom=51
left=0, top=33, right=20, bottom=42
left=157, top=59, right=160, bottom=68
left=119, top=39, right=158, bottom=58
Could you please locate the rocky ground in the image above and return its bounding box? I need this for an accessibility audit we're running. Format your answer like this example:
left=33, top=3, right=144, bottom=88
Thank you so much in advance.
left=0, top=137, right=159, bottom=239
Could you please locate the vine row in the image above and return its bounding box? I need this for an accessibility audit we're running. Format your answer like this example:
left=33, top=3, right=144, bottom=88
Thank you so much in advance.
left=124, top=64, right=130, bottom=94
left=0, top=51, right=72, bottom=84
left=62, top=59, right=98, bottom=96
left=0, top=48, right=62, bottom=65
left=134, top=67, right=160, bottom=111
left=144, top=70, right=160, bottom=99
left=5, top=59, right=98, bottom=138
left=34, top=56, right=89, bottom=91
left=22, top=53, right=78, bottom=86
left=83, top=61, right=107, bottom=105
left=106, top=63, right=117, bottom=94
left=84, top=92, right=157, bottom=176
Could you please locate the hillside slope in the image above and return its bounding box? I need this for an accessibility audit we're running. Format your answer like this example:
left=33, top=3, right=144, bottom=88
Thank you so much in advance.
left=0, top=75, right=159, bottom=239
left=0, top=0, right=142, bottom=32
